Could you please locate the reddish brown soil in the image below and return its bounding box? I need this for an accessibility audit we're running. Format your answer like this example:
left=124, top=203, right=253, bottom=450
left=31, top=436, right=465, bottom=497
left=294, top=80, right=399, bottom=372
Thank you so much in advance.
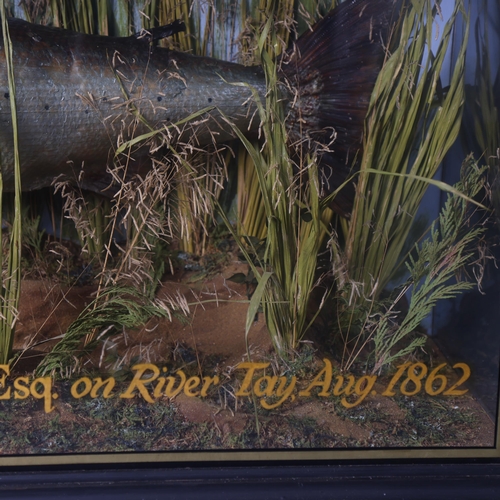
left=8, top=262, right=496, bottom=452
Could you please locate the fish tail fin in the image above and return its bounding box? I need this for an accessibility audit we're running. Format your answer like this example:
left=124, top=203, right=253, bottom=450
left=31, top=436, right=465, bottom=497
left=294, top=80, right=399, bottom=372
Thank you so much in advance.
left=282, top=0, right=395, bottom=217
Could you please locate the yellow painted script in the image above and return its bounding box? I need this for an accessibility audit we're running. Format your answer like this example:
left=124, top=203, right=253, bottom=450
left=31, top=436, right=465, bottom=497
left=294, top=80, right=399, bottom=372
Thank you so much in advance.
left=0, top=364, right=57, bottom=413
left=237, top=360, right=376, bottom=409
left=236, top=362, right=297, bottom=409
left=0, top=360, right=471, bottom=413
left=118, top=363, right=220, bottom=403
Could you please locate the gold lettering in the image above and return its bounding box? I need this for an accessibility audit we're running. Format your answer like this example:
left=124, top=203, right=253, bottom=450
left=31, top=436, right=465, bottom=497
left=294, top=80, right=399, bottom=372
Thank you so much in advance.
left=235, top=362, right=270, bottom=397
left=260, top=376, right=297, bottom=410
left=254, top=375, right=278, bottom=397
left=332, top=374, right=356, bottom=397
left=0, top=364, right=11, bottom=400
left=341, top=375, right=377, bottom=408
left=200, top=376, right=219, bottom=397
left=30, top=377, right=56, bottom=413
left=299, top=359, right=332, bottom=397
left=184, top=377, right=201, bottom=397
left=164, top=370, right=186, bottom=398
left=90, top=377, right=116, bottom=398
left=71, top=377, right=92, bottom=399
left=120, top=363, right=160, bottom=403
left=13, top=377, right=30, bottom=400
left=153, top=377, right=166, bottom=398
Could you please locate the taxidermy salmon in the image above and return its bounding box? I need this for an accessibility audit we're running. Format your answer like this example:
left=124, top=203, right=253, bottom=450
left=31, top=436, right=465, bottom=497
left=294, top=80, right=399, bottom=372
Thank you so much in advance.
left=0, top=0, right=392, bottom=215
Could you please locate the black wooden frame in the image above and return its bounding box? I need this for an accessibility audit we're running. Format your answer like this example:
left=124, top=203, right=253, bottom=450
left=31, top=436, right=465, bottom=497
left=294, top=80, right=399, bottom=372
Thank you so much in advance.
left=1, top=460, right=500, bottom=499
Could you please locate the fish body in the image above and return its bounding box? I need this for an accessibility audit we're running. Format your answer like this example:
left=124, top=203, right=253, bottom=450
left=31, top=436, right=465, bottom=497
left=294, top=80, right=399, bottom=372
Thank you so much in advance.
left=0, top=19, right=266, bottom=191
left=0, top=0, right=392, bottom=214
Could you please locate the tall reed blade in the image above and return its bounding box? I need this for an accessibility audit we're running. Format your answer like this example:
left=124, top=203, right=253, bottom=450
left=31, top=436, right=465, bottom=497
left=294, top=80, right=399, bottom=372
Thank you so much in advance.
left=0, top=4, right=22, bottom=365
left=346, top=0, right=468, bottom=303
left=337, top=0, right=472, bottom=370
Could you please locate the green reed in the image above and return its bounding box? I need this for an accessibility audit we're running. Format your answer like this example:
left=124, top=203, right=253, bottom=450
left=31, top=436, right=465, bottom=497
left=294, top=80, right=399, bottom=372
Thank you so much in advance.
left=0, top=4, right=22, bottom=364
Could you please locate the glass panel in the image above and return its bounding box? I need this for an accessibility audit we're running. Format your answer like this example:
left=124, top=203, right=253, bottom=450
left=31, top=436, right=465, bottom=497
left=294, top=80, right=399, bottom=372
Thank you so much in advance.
left=0, top=0, right=499, bottom=465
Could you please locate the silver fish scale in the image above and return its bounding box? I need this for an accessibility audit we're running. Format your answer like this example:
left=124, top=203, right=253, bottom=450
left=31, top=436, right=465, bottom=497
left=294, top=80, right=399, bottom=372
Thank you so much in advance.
left=0, top=18, right=267, bottom=191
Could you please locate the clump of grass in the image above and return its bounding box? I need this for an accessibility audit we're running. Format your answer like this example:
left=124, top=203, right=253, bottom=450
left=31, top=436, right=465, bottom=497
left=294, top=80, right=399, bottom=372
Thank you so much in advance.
left=371, top=159, right=488, bottom=372
left=47, top=141, right=206, bottom=375
left=218, top=1, right=332, bottom=359
left=234, top=0, right=295, bottom=241
left=53, top=183, right=111, bottom=267
left=345, top=0, right=469, bottom=298
left=36, top=285, right=189, bottom=377
left=330, top=0, right=485, bottom=371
